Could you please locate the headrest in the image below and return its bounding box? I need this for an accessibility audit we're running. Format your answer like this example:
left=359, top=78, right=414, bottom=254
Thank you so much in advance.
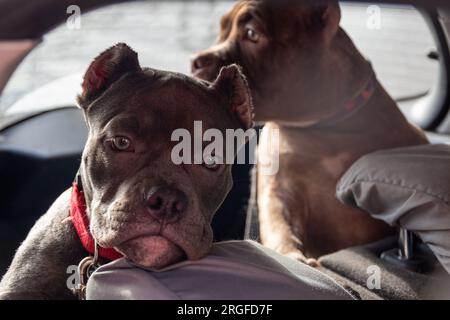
left=337, top=144, right=450, bottom=274
left=86, top=240, right=354, bottom=300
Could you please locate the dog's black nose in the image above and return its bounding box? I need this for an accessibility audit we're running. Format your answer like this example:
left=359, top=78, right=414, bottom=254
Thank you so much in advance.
left=146, top=186, right=187, bottom=222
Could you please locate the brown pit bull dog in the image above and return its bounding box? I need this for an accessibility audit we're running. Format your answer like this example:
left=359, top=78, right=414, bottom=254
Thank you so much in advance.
left=0, top=43, right=253, bottom=299
left=192, top=0, right=428, bottom=265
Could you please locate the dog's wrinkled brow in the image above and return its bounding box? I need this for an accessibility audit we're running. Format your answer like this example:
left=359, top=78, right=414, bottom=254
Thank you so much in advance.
left=107, top=116, right=141, bottom=136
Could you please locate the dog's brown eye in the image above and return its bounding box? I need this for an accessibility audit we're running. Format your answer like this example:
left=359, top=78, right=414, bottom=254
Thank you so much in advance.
left=245, top=27, right=260, bottom=42
left=110, top=136, right=133, bottom=152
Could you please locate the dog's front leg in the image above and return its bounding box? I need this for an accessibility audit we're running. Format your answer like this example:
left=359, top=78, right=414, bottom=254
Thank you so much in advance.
left=0, top=190, right=85, bottom=300
left=257, top=178, right=319, bottom=267
left=256, top=126, right=319, bottom=267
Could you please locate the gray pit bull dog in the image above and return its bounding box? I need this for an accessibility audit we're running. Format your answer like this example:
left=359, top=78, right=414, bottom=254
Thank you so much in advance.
left=0, top=43, right=253, bottom=299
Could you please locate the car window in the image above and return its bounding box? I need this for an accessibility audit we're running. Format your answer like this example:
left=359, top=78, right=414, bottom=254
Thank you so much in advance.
left=0, top=1, right=440, bottom=122
left=340, top=3, right=439, bottom=118
left=0, top=1, right=234, bottom=115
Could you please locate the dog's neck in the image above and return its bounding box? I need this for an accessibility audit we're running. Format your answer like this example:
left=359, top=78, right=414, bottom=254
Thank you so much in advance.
left=331, top=29, right=374, bottom=102
left=269, top=28, right=398, bottom=130
left=325, top=28, right=408, bottom=132
left=73, top=168, right=123, bottom=261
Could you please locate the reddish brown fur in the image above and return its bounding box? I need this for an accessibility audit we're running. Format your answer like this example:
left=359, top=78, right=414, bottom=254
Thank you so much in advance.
left=192, top=0, right=428, bottom=264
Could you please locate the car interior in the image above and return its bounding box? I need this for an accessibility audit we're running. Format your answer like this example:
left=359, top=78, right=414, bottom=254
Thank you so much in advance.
left=1, top=0, right=450, bottom=300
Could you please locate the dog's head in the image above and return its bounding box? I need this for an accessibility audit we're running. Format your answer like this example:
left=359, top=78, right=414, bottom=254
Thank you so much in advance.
left=192, top=0, right=362, bottom=124
left=77, top=43, right=253, bottom=268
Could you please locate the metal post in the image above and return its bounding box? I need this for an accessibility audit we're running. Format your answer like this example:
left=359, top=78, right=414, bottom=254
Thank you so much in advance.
left=398, top=228, right=414, bottom=260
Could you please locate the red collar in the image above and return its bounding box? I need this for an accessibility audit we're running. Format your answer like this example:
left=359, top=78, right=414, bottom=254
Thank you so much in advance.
left=310, top=73, right=377, bottom=128
left=70, top=182, right=122, bottom=261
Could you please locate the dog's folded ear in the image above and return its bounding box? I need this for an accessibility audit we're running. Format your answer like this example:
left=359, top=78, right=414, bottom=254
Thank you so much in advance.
left=77, top=43, right=141, bottom=108
left=212, top=64, right=254, bottom=130
left=308, top=1, right=341, bottom=40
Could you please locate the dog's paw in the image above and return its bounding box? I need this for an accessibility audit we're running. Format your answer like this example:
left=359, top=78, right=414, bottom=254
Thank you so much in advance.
left=285, top=251, right=321, bottom=268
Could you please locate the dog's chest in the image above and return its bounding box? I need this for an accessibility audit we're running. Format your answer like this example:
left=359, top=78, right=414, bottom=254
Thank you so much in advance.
left=278, top=131, right=357, bottom=180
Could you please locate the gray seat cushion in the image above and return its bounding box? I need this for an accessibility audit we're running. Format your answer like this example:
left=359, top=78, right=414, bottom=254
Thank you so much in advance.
left=86, top=240, right=354, bottom=300
left=336, top=144, right=450, bottom=274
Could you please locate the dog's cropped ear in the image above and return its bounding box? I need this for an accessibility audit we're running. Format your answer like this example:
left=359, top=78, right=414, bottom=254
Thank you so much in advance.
left=77, top=43, right=140, bottom=109
left=212, top=64, right=254, bottom=130
left=311, top=1, right=341, bottom=41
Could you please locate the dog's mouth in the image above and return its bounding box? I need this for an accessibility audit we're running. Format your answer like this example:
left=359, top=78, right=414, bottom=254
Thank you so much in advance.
left=113, top=231, right=190, bottom=269
left=91, top=204, right=213, bottom=268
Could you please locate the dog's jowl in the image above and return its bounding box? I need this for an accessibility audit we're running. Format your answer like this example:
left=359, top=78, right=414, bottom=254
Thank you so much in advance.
left=0, top=43, right=253, bottom=299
